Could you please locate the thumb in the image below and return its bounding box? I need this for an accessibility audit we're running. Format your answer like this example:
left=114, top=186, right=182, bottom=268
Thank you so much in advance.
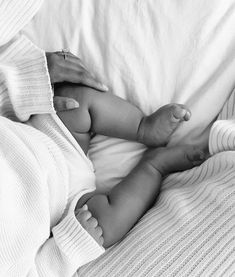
left=53, top=96, right=79, bottom=112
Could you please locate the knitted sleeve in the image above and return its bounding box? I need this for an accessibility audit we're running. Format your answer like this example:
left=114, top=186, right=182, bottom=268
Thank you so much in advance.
left=0, top=1, right=105, bottom=275
left=0, top=0, right=55, bottom=122
left=0, top=117, right=104, bottom=276
left=0, top=185, right=104, bottom=276
left=33, top=198, right=105, bottom=277
left=0, top=34, right=55, bottom=121
left=0, top=0, right=43, bottom=46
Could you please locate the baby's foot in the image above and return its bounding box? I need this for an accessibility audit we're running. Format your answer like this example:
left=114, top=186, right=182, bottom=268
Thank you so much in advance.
left=142, top=145, right=205, bottom=176
left=138, top=104, right=191, bottom=147
left=75, top=204, right=104, bottom=246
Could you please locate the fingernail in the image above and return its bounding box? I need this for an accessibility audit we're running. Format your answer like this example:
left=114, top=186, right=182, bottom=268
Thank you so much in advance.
left=73, top=101, right=79, bottom=108
left=66, top=99, right=79, bottom=109
left=83, top=204, right=88, bottom=210
left=101, top=84, right=109, bottom=91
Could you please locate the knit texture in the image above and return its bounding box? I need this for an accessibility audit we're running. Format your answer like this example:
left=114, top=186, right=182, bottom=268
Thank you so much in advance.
left=78, top=89, right=235, bottom=276
left=0, top=1, right=104, bottom=276
left=0, top=0, right=43, bottom=46
left=0, top=34, right=54, bottom=121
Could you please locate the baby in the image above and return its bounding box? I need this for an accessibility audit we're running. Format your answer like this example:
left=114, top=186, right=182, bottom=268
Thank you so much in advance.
left=56, top=83, right=204, bottom=248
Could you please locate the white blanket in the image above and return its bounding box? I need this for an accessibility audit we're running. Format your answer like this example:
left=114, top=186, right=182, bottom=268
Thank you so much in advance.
left=78, top=90, right=235, bottom=276
left=23, top=0, right=235, bottom=275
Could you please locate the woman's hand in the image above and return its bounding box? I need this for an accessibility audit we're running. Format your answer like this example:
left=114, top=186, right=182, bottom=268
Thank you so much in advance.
left=46, top=51, right=108, bottom=91
left=47, top=51, right=108, bottom=111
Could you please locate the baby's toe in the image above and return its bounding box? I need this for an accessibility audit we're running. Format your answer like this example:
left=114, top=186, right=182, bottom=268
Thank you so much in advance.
left=171, top=104, right=191, bottom=122
left=186, top=146, right=206, bottom=166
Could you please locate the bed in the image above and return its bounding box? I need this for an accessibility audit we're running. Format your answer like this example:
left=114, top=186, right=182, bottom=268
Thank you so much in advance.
left=23, top=0, right=235, bottom=276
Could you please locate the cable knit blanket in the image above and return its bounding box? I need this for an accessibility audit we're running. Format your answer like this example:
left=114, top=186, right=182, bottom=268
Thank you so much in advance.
left=78, top=89, right=235, bottom=276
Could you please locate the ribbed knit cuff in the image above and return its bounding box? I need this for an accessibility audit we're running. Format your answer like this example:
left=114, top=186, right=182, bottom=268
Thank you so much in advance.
left=53, top=214, right=105, bottom=266
left=0, top=35, right=55, bottom=121
left=209, top=119, right=235, bottom=155
left=13, top=49, right=55, bottom=121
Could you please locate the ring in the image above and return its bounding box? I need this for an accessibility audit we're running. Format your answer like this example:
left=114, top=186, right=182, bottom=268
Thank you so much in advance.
left=61, top=49, right=70, bottom=60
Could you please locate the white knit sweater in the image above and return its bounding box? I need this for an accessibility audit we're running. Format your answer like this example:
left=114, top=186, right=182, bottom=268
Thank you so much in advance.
left=0, top=1, right=104, bottom=276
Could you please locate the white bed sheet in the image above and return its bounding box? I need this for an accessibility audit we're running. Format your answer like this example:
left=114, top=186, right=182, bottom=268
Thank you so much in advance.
left=23, top=0, right=235, bottom=190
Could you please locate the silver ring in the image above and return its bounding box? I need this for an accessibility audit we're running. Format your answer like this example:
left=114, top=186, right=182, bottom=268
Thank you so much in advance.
left=62, top=49, right=70, bottom=60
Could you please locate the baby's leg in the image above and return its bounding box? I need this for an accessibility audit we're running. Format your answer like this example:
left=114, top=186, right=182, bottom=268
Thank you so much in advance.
left=55, top=83, right=145, bottom=152
left=76, top=145, right=205, bottom=248
left=56, top=85, right=93, bottom=153
left=138, top=104, right=191, bottom=147
left=56, top=84, right=191, bottom=149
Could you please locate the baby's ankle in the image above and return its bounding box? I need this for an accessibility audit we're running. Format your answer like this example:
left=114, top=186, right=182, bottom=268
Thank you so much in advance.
left=143, top=161, right=164, bottom=177
left=137, top=116, right=147, bottom=144
left=140, top=151, right=167, bottom=176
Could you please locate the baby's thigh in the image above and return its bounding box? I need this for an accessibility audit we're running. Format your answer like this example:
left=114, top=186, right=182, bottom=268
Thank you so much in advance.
left=57, top=106, right=91, bottom=134
left=55, top=83, right=93, bottom=134
left=57, top=109, right=91, bottom=152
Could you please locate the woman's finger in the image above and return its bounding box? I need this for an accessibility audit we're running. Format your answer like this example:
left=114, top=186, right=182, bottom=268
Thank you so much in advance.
left=59, top=53, right=109, bottom=91
left=61, top=63, right=108, bottom=91
left=57, top=51, right=85, bottom=68
left=82, top=204, right=88, bottom=210
left=53, top=96, right=79, bottom=112
left=49, top=51, right=108, bottom=91
left=78, top=72, right=109, bottom=92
